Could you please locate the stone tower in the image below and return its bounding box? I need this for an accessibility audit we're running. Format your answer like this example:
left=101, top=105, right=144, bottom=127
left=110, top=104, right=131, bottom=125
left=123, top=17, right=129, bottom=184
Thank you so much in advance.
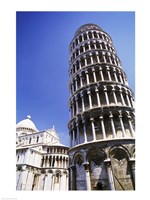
left=68, top=24, right=135, bottom=190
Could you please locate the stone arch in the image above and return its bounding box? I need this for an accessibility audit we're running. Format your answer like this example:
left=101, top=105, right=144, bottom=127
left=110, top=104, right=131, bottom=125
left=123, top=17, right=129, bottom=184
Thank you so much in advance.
left=73, top=152, right=84, bottom=166
left=86, top=147, right=108, bottom=190
left=83, top=33, right=87, bottom=41
left=75, top=38, right=78, bottom=46
left=96, top=41, right=100, bottom=49
left=48, top=169, right=53, bottom=174
left=86, top=146, right=106, bottom=163
left=111, top=110, right=123, bottom=138
left=90, top=41, right=95, bottom=50
left=109, top=146, right=134, bottom=190
left=103, top=111, right=113, bottom=139
left=88, top=31, right=92, bottom=39
left=109, top=145, right=131, bottom=159
left=76, top=60, right=79, bottom=71
left=114, top=85, right=122, bottom=106
left=55, top=169, right=62, bottom=176
left=53, top=170, right=62, bottom=189
left=99, top=84, right=106, bottom=106
left=84, top=42, right=89, bottom=51
left=73, top=152, right=86, bottom=190
left=93, top=31, right=98, bottom=38
left=106, top=84, right=115, bottom=106
left=92, top=52, right=98, bottom=64
left=63, top=169, right=68, bottom=175
left=122, top=87, right=128, bottom=106
left=76, top=48, right=80, bottom=57
left=79, top=35, right=82, bottom=43
left=80, top=56, right=85, bottom=68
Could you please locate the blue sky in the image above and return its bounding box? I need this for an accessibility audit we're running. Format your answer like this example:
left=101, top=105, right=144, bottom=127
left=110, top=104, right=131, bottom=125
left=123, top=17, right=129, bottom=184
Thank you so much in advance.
left=16, top=11, right=135, bottom=147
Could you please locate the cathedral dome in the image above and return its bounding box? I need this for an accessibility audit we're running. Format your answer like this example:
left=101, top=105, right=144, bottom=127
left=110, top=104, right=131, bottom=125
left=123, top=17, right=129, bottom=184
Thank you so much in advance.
left=16, top=115, right=38, bottom=134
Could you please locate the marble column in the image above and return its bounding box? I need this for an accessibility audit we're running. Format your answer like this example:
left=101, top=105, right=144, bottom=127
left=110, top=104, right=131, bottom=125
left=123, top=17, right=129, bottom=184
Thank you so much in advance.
left=101, top=35, right=105, bottom=40
left=74, top=64, right=77, bottom=73
left=100, top=116, right=106, bottom=139
left=85, top=70, right=90, bottom=84
left=102, top=52, right=106, bottom=63
left=90, top=117, right=96, bottom=140
left=70, top=130, right=72, bottom=147
left=83, top=163, right=91, bottom=190
left=126, top=91, right=132, bottom=107
left=75, top=77, right=78, bottom=91
left=90, top=54, right=94, bottom=64
left=70, top=165, right=76, bottom=190
left=87, top=32, right=89, bottom=40
left=100, top=43, right=102, bottom=50
left=99, top=67, right=104, bottom=81
left=113, top=68, right=118, bottom=82
left=79, top=73, right=83, bottom=87
left=106, top=66, right=112, bottom=81
left=97, top=32, right=100, bottom=39
left=120, top=89, right=126, bottom=106
left=88, top=42, right=91, bottom=50
left=54, top=156, right=57, bottom=168
left=128, top=115, right=135, bottom=137
left=72, top=129, right=75, bottom=146
left=92, top=32, right=94, bottom=39
left=109, top=112, right=117, bottom=138
left=80, top=92, right=85, bottom=111
left=95, top=86, right=101, bottom=107
left=43, top=174, right=48, bottom=190
left=108, top=54, right=112, bottom=64
left=71, top=83, right=74, bottom=94
left=104, top=158, right=115, bottom=190
left=96, top=52, right=100, bottom=63
left=129, top=158, right=135, bottom=189
left=51, top=174, right=55, bottom=190
left=20, top=167, right=28, bottom=190
left=66, top=172, right=69, bottom=190
left=94, top=42, right=97, bottom=49
left=78, top=49, right=81, bottom=56
left=92, top=67, right=97, bottom=82
left=75, top=96, right=79, bottom=114
left=82, top=118, right=87, bottom=143
left=119, top=113, right=126, bottom=137
left=113, top=55, right=117, bottom=65
left=130, top=95, right=135, bottom=108
left=104, top=86, right=109, bottom=105
left=87, top=89, right=92, bottom=109
left=84, top=56, right=87, bottom=66
left=79, top=60, right=82, bottom=69
left=119, top=71, right=123, bottom=83
left=76, top=120, right=80, bottom=144
left=112, top=87, right=118, bottom=105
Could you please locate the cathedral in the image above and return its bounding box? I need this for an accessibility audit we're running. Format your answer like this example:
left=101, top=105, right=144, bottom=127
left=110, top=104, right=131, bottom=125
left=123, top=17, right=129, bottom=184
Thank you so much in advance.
left=16, top=23, right=135, bottom=191
left=16, top=115, right=69, bottom=190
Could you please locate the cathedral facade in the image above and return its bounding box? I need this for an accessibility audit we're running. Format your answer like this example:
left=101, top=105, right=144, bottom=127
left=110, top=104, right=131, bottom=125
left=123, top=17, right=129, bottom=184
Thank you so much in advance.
left=16, top=23, right=135, bottom=191
left=16, top=115, right=69, bottom=190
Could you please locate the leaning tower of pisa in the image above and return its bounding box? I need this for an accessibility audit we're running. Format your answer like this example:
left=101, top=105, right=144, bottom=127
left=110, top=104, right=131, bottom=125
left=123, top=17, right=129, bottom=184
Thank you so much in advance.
left=68, top=24, right=135, bottom=190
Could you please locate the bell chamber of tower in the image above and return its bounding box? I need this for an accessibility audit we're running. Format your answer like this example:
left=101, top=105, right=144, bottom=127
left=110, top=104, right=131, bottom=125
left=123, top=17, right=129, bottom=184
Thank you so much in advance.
left=68, top=23, right=135, bottom=191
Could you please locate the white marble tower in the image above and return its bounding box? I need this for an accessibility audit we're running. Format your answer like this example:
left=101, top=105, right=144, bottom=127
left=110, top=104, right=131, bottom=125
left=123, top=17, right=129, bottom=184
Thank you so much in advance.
left=68, top=24, right=135, bottom=190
